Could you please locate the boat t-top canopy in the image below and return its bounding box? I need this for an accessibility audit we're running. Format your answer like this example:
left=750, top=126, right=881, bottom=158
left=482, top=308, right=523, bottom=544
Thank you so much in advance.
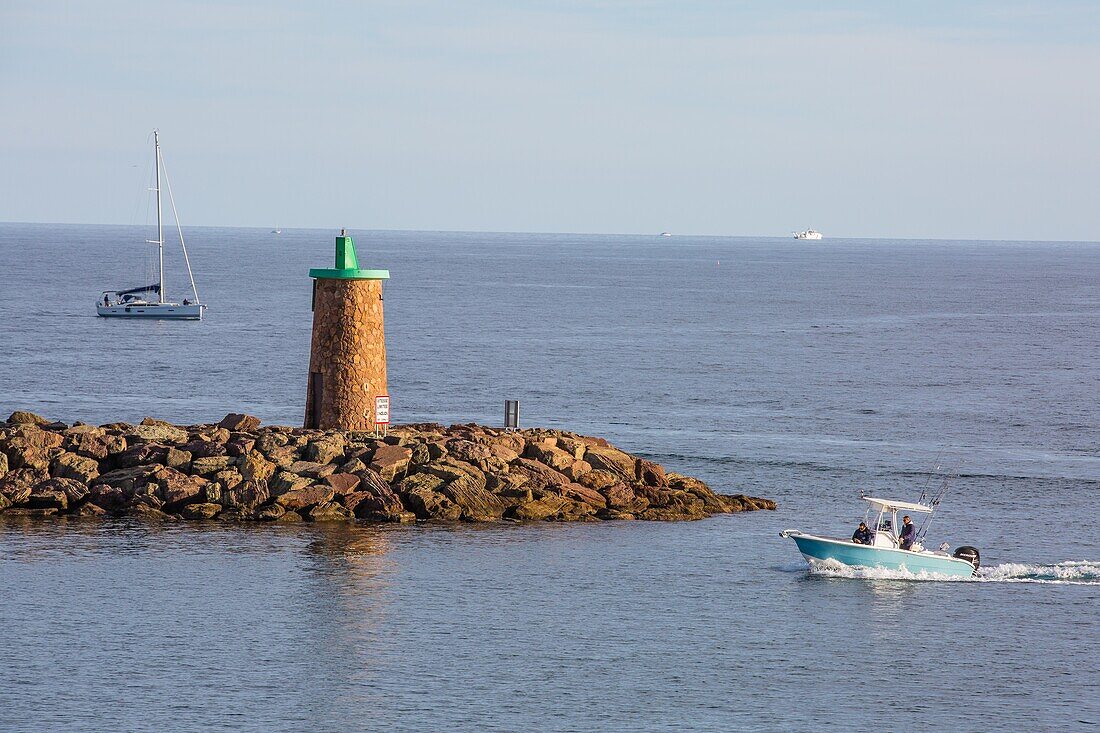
left=862, top=496, right=934, bottom=514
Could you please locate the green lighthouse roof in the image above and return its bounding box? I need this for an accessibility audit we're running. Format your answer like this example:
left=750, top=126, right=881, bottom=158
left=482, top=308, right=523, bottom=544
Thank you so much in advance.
left=309, top=230, right=390, bottom=280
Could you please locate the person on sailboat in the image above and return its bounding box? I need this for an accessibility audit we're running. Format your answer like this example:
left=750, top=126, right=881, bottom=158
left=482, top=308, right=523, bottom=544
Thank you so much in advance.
left=899, top=515, right=916, bottom=550
left=103, top=294, right=110, bottom=307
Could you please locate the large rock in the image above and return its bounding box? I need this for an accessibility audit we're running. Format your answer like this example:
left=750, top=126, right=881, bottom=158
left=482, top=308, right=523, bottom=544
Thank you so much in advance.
left=445, top=439, right=492, bottom=464
left=724, top=494, right=776, bottom=512
left=420, top=459, right=487, bottom=492
left=638, top=488, right=707, bottom=521
left=221, top=479, right=270, bottom=510
left=240, top=452, right=276, bottom=483
left=93, top=465, right=159, bottom=495
left=189, top=455, right=234, bottom=476
left=126, top=423, right=189, bottom=444
left=88, top=484, right=126, bottom=511
left=225, top=436, right=255, bottom=457
left=562, top=460, right=590, bottom=482
left=50, top=453, right=100, bottom=484
left=217, top=413, right=261, bottom=432
left=635, top=458, right=668, bottom=488
left=600, top=482, right=646, bottom=512
left=150, top=468, right=209, bottom=508
left=262, top=445, right=299, bottom=468
left=28, top=479, right=78, bottom=510
left=324, top=472, right=360, bottom=495
left=345, top=488, right=409, bottom=521
left=508, top=493, right=570, bottom=521
left=287, top=461, right=335, bottom=480
left=269, top=470, right=313, bottom=495
left=525, top=443, right=575, bottom=472
left=165, top=447, right=192, bottom=470
left=2, top=426, right=64, bottom=470
left=71, top=502, right=107, bottom=517
left=577, top=469, right=621, bottom=491
left=275, top=484, right=335, bottom=511
left=65, top=430, right=125, bottom=460
left=181, top=439, right=227, bottom=458
left=666, top=474, right=725, bottom=513
left=583, top=445, right=636, bottom=477
left=561, top=482, right=607, bottom=509
left=369, top=444, right=412, bottom=482
left=112, top=443, right=168, bottom=469
left=306, top=501, right=352, bottom=521
left=438, top=481, right=511, bottom=521
left=305, top=435, right=345, bottom=465
left=7, top=411, right=49, bottom=425
left=508, top=458, right=568, bottom=491
left=181, top=502, right=222, bottom=520
left=39, top=476, right=89, bottom=505
left=556, top=436, right=587, bottom=460
left=398, top=473, right=461, bottom=520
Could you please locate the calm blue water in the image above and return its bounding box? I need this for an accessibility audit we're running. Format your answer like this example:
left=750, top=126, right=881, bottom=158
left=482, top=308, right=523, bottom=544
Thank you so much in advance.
left=1, top=223, right=1099, bottom=731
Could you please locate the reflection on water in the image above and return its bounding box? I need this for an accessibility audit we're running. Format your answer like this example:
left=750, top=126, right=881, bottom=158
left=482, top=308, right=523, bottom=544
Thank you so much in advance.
left=2, top=516, right=1097, bottom=731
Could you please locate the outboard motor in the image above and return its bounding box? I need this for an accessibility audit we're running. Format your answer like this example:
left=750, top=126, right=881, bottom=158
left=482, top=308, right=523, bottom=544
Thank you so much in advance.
left=953, top=546, right=981, bottom=573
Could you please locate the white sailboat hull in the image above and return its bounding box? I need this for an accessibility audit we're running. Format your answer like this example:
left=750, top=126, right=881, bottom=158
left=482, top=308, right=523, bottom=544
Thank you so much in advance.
left=97, top=303, right=203, bottom=320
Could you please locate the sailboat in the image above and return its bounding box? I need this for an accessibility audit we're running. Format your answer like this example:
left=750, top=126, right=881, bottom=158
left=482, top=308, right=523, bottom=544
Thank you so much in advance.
left=97, top=130, right=205, bottom=320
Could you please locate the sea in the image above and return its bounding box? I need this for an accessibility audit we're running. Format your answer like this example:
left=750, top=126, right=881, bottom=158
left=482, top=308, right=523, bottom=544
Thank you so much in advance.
left=1, top=223, right=1098, bottom=732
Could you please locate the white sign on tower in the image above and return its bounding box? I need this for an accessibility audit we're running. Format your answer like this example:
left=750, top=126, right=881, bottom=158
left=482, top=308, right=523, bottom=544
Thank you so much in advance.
left=374, top=395, right=391, bottom=426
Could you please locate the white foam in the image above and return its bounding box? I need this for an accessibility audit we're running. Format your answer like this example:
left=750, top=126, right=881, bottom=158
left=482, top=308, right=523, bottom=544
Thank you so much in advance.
left=803, top=558, right=1100, bottom=585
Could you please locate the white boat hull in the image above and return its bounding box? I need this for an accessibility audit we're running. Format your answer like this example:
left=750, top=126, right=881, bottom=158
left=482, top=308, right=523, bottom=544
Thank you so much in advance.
left=97, top=303, right=203, bottom=320
left=781, top=531, right=977, bottom=577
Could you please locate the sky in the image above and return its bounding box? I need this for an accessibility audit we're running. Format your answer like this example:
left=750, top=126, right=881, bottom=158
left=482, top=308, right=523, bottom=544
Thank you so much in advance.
left=2, top=0, right=1099, bottom=240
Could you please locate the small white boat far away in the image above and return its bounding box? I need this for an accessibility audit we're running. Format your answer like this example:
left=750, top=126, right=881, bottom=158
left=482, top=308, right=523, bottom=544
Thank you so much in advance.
left=793, top=229, right=823, bottom=240
left=98, top=130, right=205, bottom=320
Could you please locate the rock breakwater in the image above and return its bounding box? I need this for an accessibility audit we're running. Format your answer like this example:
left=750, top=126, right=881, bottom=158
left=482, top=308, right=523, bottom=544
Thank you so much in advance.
left=0, top=411, right=775, bottom=523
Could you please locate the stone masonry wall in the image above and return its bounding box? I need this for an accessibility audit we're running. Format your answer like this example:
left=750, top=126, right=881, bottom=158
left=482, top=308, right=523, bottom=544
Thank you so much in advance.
left=305, top=278, right=387, bottom=431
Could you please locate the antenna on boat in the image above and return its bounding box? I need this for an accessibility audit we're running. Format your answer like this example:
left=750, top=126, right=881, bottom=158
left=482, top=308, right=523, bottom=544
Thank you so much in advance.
left=917, top=448, right=946, bottom=506
left=917, top=465, right=958, bottom=541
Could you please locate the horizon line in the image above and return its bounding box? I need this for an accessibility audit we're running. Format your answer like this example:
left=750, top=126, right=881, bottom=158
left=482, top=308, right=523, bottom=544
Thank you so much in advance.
left=1, top=219, right=1099, bottom=246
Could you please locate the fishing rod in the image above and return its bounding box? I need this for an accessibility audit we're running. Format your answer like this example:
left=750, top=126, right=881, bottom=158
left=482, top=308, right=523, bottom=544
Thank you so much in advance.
left=917, top=466, right=958, bottom=542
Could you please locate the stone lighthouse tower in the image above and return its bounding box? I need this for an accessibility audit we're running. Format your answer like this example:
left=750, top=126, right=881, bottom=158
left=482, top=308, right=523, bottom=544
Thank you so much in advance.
left=304, top=230, right=390, bottom=431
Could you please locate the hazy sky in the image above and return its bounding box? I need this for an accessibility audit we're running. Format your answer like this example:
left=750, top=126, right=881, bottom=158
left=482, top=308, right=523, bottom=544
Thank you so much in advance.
left=2, top=1, right=1099, bottom=239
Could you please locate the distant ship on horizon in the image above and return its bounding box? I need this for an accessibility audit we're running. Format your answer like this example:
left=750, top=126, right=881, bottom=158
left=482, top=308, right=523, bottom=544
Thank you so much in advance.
left=794, top=229, right=823, bottom=240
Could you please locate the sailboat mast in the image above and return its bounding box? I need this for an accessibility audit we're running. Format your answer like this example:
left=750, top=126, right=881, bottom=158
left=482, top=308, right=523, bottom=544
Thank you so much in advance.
left=155, top=130, right=164, bottom=304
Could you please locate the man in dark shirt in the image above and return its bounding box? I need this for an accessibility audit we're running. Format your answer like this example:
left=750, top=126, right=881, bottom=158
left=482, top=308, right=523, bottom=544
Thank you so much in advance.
left=898, top=515, right=916, bottom=550
left=852, top=522, right=873, bottom=545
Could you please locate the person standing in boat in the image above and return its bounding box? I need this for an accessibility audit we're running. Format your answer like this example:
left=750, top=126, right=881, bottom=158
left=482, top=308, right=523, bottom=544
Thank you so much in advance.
left=852, top=522, right=873, bottom=545
left=899, top=515, right=916, bottom=550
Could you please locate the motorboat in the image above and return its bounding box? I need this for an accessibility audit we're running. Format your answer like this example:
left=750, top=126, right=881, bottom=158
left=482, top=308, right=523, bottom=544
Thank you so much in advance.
left=97, top=130, right=205, bottom=320
left=794, top=229, right=823, bottom=240
left=780, top=495, right=980, bottom=577
left=659, top=231, right=672, bottom=237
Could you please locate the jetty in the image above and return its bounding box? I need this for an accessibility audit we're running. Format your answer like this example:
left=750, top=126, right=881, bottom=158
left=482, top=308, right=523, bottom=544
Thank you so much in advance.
left=0, top=411, right=775, bottom=523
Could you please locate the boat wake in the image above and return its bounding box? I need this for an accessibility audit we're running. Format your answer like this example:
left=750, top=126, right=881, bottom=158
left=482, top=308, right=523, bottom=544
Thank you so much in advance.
left=803, top=559, right=1100, bottom=585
